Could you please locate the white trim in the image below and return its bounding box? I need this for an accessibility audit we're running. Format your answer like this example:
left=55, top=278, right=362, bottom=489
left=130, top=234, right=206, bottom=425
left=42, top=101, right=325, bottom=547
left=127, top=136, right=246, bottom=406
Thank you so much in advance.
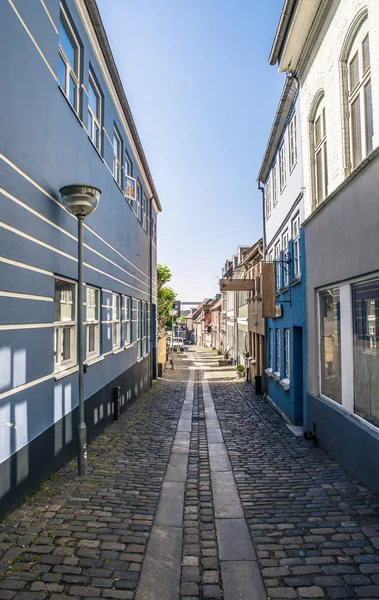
left=0, top=323, right=53, bottom=331
left=8, top=0, right=57, bottom=80
left=112, top=348, right=124, bottom=355
left=74, top=0, right=154, bottom=202
left=123, top=343, right=133, bottom=350
left=0, top=256, right=53, bottom=276
left=39, top=0, right=59, bottom=34
left=54, top=365, right=79, bottom=381
left=0, top=372, right=54, bottom=401
left=340, top=284, right=354, bottom=413
left=0, top=153, right=152, bottom=281
left=0, top=220, right=76, bottom=262
left=0, top=291, right=52, bottom=302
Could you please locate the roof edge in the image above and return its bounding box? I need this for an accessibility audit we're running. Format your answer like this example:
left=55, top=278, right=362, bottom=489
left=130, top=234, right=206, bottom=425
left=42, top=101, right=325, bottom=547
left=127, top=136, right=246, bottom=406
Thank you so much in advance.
left=84, top=0, right=162, bottom=212
left=257, top=76, right=297, bottom=184
left=268, top=0, right=298, bottom=66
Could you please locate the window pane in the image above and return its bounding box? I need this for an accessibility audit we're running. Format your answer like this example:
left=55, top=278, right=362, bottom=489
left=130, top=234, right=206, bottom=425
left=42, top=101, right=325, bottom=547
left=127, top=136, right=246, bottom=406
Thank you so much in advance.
left=69, top=76, right=76, bottom=108
left=315, top=116, right=321, bottom=146
left=87, top=288, right=98, bottom=321
left=276, top=330, right=280, bottom=373
left=88, top=79, right=99, bottom=117
left=88, top=324, right=96, bottom=354
left=323, top=141, right=328, bottom=196
left=349, top=51, right=359, bottom=91
left=351, top=96, right=362, bottom=168
left=364, top=79, right=373, bottom=155
left=113, top=135, right=119, bottom=158
left=94, top=123, right=100, bottom=149
left=319, top=288, right=341, bottom=403
left=54, top=329, right=59, bottom=364
left=62, top=327, right=71, bottom=362
left=362, top=34, right=370, bottom=72
left=316, top=149, right=324, bottom=204
left=58, top=53, right=66, bottom=89
left=353, top=279, right=379, bottom=428
left=59, top=17, right=76, bottom=69
left=55, top=279, right=75, bottom=322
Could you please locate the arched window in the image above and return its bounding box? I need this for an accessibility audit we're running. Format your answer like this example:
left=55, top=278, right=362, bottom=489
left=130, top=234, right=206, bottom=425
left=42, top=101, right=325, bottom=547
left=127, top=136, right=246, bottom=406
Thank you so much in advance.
left=348, top=22, right=373, bottom=168
left=309, top=92, right=328, bottom=208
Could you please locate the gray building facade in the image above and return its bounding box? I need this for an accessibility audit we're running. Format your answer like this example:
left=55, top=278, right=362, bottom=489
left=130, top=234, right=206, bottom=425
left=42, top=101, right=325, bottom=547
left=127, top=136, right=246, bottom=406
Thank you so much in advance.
left=0, top=0, right=160, bottom=516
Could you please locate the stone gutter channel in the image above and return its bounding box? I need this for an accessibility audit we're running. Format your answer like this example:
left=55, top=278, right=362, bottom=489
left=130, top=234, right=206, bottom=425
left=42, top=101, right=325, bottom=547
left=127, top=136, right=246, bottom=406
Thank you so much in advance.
left=136, top=356, right=267, bottom=600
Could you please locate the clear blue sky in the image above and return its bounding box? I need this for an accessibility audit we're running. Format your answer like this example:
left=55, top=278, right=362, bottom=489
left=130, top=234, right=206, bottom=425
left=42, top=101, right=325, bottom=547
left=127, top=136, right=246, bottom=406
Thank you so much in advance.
left=97, top=0, right=285, bottom=301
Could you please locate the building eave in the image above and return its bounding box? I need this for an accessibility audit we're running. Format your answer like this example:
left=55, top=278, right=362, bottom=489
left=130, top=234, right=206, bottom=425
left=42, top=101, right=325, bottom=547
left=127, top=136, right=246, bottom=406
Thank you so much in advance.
left=256, top=76, right=297, bottom=184
left=84, top=0, right=162, bottom=212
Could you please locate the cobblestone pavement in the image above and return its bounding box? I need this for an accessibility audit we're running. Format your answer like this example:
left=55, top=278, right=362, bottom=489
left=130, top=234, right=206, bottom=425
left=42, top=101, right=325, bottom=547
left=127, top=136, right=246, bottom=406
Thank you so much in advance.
left=211, top=378, right=379, bottom=600
left=1, top=348, right=379, bottom=600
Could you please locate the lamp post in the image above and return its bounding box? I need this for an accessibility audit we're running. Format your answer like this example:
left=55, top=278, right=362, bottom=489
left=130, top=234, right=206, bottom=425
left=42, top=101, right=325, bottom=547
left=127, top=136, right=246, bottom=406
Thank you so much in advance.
left=168, top=309, right=177, bottom=368
left=60, top=184, right=101, bottom=476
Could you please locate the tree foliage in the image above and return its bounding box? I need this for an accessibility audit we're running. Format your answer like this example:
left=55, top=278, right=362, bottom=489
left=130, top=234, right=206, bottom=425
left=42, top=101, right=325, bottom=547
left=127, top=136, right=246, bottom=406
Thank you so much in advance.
left=157, top=264, right=176, bottom=332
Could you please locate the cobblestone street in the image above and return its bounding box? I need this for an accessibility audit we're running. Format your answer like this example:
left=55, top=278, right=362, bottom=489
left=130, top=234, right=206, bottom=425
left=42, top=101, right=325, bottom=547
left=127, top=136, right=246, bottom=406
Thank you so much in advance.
left=1, top=348, right=379, bottom=600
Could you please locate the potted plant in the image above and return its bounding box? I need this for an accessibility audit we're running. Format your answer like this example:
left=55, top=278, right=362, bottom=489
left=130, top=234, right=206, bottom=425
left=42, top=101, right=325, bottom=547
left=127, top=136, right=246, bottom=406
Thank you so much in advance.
left=236, top=364, right=245, bottom=378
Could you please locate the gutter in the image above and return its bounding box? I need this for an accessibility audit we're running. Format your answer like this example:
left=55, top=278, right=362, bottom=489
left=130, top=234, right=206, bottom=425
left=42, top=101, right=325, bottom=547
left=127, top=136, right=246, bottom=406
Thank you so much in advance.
left=84, top=0, right=162, bottom=212
left=256, top=76, right=297, bottom=183
left=268, top=0, right=298, bottom=66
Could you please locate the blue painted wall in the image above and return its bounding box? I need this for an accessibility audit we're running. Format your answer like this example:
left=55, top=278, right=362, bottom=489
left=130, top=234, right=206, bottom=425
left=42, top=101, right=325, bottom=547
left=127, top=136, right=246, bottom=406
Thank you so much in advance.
left=266, top=227, right=306, bottom=425
left=0, top=0, right=159, bottom=507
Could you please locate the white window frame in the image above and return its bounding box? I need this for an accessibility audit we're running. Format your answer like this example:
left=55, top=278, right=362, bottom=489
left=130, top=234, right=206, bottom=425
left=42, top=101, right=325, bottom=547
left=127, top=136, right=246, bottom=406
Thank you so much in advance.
left=143, top=302, right=148, bottom=354
left=279, top=143, right=286, bottom=192
left=136, top=181, right=142, bottom=222
left=282, top=230, right=289, bottom=287
left=143, top=194, right=148, bottom=231
left=313, top=99, right=328, bottom=206
left=285, top=329, right=290, bottom=379
left=54, top=277, right=77, bottom=373
left=275, top=241, right=281, bottom=291
left=347, top=23, right=372, bottom=169
left=122, top=295, right=131, bottom=346
left=86, top=286, right=100, bottom=360
left=113, top=129, right=122, bottom=186
left=276, top=329, right=281, bottom=374
left=265, top=176, right=272, bottom=219
left=289, top=114, right=297, bottom=171
left=87, top=73, right=102, bottom=151
left=292, top=215, right=301, bottom=278
left=272, top=163, right=278, bottom=207
left=137, top=300, right=142, bottom=358
left=270, top=328, right=274, bottom=368
left=111, top=293, right=121, bottom=350
left=58, top=6, right=80, bottom=113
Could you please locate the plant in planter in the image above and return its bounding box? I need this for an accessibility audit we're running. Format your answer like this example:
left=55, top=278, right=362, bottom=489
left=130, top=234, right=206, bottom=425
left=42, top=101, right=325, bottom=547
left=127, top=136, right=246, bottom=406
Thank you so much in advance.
left=236, top=364, right=245, bottom=378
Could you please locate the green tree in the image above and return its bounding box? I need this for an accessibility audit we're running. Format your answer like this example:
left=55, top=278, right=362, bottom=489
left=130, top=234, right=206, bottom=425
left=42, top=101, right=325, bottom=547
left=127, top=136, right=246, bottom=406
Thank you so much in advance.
left=157, top=264, right=176, bottom=332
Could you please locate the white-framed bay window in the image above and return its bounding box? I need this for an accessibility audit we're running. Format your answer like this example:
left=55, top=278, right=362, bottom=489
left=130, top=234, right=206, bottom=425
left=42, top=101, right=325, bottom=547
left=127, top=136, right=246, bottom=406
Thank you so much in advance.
left=270, top=328, right=274, bottom=368
left=272, top=163, right=278, bottom=207
left=275, top=241, right=281, bottom=291
left=87, top=72, right=102, bottom=152
left=122, top=295, right=131, bottom=346
left=346, top=21, right=373, bottom=170
left=144, top=301, right=149, bottom=354
left=136, top=180, right=142, bottom=222
left=58, top=6, right=80, bottom=112
left=86, top=286, right=100, bottom=360
left=111, top=292, right=121, bottom=350
left=54, top=277, right=76, bottom=373
left=265, top=176, right=272, bottom=219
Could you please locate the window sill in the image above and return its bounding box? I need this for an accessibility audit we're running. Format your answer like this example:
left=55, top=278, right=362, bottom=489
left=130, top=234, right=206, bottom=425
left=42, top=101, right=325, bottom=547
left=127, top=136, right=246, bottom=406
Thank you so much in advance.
left=137, top=356, right=144, bottom=363
left=264, top=367, right=273, bottom=376
left=85, top=355, right=104, bottom=367
left=87, top=135, right=104, bottom=161
left=273, top=371, right=281, bottom=381
left=124, top=343, right=133, bottom=350
left=54, top=365, right=79, bottom=381
left=279, top=378, right=290, bottom=391
left=290, top=276, right=301, bottom=286
left=280, top=285, right=289, bottom=293
left=112, top=347, right=124, bottom=355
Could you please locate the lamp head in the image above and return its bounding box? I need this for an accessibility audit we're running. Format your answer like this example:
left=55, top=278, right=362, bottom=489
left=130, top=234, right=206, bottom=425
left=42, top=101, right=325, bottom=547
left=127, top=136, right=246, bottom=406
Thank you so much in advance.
left=60, top=184, right=101, bottom=218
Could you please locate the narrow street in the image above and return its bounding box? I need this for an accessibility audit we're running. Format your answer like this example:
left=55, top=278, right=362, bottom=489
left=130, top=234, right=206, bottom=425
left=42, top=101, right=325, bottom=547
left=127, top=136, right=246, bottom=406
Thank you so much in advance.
left=1, top=348, right=379, bottom=600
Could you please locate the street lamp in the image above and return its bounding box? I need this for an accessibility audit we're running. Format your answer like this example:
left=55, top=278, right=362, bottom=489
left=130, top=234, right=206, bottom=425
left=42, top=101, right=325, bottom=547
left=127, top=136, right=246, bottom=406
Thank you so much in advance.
left=168, top=309, right=177, bottom=368
left=60, top=184, right=101, bottom=476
